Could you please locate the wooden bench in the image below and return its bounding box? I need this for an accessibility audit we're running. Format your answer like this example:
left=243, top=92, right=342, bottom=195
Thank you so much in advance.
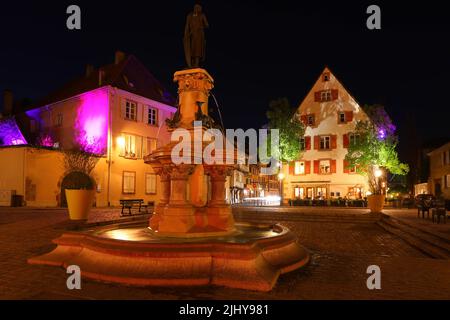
left=120, top=199, right=148, bottom=216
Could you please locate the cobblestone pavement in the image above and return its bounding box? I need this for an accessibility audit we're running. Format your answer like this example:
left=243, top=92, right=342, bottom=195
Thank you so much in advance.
left=0, top=207, right=449, bottom=300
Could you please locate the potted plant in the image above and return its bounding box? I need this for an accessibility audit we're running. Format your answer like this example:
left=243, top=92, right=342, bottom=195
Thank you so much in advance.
left=345, top=105, right=409, bottom=213
left=62, top=148, right=100, bottom=220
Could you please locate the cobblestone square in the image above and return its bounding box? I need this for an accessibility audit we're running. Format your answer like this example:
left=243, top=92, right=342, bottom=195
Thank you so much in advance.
left=0, top=207, right=449, bottom=300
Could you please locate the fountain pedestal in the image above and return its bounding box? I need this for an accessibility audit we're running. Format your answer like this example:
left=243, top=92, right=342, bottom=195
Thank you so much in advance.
left=28, top=67, right=310, bottom=292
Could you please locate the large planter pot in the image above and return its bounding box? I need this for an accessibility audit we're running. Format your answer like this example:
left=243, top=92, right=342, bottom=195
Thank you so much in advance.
left=367, top=194, right=386, bottom=213
left=65, top=189, right=95, bottom=220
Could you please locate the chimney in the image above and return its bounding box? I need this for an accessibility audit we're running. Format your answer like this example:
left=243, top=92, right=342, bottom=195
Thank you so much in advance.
left=2, top=90, right=13, bottom=116
left=115, top=51, right=126, bottom=65
left=85, top=64, right=95, bottom=77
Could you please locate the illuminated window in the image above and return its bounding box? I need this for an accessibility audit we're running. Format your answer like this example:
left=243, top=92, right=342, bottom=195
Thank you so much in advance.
left=145, top=173, right=157, bottom=194
left=294, top=187, right=304, bottom=198
left=321, top=90, right=332, bottom=102
left=147, top=107, right=158, bottom=126
left=320, top=136, right=331, bottom=150
left=306, top=187, right=313, bottom=199
left=125, top=100, right=137, bottom=120
left=316, top=187, right=327, bottom=198
left=319, top=160, right=331, bottom=174
left=294, top=161, right=305, bottom=175
left=338, top=112, right=346, bottom=124
left=120, top=134, right=142, bottom=159
left=122, top=171, right=136, bottom=194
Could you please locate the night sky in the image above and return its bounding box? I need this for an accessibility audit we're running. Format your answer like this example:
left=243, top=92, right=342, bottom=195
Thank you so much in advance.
left=1, top=0, right=449, bottom=152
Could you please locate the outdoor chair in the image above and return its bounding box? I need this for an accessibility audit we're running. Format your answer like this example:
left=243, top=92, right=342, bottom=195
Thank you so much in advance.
left=431, top=198, right=447, bottom=224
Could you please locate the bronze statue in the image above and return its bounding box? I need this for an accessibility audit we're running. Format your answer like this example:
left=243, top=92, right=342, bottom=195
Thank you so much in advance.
left=184, top=4, right=209, bottom=68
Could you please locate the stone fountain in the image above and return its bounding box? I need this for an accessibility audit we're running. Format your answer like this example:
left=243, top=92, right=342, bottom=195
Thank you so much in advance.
left=28, top=5, right=309, bottom=291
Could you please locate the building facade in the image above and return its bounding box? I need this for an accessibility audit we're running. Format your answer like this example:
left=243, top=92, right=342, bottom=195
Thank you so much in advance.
left=0, top=52, right=176, bottom=207
left=427, top=142, right=450, bottom=199
left=281, top=67, right=370, bottom=202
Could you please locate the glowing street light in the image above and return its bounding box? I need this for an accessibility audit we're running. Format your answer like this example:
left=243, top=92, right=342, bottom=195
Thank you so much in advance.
left=278, top=172, right=285, bottom=180
left=374, top=168, right=383, bottom=178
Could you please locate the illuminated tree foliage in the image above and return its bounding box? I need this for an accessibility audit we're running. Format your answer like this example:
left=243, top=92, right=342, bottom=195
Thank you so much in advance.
left=264, top=98, right=305, bottom=163
left=345, top=105, right=409, bottom=194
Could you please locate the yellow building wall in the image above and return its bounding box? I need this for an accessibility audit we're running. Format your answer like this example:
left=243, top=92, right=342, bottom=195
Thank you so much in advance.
left=0, top=86, right=176, bottom=207
left=0, top=147, right=26, bottom=196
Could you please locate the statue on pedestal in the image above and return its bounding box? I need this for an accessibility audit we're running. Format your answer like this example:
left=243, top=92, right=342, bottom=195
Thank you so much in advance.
left=184, top=4, right=209, bottom=68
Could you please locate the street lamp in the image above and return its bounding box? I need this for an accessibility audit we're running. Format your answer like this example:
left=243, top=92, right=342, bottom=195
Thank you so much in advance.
left=374, top=168, right=383, bottom=178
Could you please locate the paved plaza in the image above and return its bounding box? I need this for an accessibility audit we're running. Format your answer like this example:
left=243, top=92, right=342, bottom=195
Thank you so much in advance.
left=0, top=206, right=449, bottom=300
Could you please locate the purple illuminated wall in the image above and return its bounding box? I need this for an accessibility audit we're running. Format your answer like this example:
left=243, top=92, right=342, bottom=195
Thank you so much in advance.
left=0, top=118, right=27, bottom=146
left=74, top=90, right=109, bottom=154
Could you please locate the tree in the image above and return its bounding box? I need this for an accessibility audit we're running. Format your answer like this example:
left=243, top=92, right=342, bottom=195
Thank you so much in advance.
left=345, top=105, right=409, bottom=195
left=264, top=98, right=305, bottom=163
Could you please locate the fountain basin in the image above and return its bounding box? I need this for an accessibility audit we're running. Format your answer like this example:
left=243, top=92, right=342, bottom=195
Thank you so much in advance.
left=28, top=221, right=309, bottom=291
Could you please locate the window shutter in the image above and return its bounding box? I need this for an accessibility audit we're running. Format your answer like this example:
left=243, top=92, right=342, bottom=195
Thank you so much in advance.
left=300, top=115, right=307, bottom=125
left=331, top=135, right=337, bottom=149
left=343, top=134, right=349, bottom=148
left=136, top=104, right=143, bottom=122
left=345, top=111, right=353, bottom=122
left=289, top=162, right=295, bottom=175
left=121, top=98, right=126, bottom=118
left=136, top=135, right=143, bottom=159
left=305, top=161, right=311, bottom=174
left=331, top=159, right=337, bottom=173
left=143, top=106, right=149, bottom=125
left=314, top=136, right=320, bottom=150
left=343, top=160, right=350, bottom=173
left=313, top=160, right=319, bottom=174
left=305, top=136, right=311, bottom=150
left=331, top=89, right=339, bottom=100
left=314, top=92, right=321, bottom=102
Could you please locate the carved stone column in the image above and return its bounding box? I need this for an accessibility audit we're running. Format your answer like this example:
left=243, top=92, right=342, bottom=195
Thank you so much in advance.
left=204, top=165, right=235, bottom=232
left=168, top=164, right=194, bottom=206
left=173, top=68, right=214, bottom=129
left=207, top=167, right=229, bottom=207
left=156, top=164, right=197, bottom=234
left=150, top=166, right=172, bottom=231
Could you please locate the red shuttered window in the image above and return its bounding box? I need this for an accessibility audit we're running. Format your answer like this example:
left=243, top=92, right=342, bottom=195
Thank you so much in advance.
left=331, top=89, right=339, bottom=100
left=313, top=160, right=320, bottom=174
left=305, top=136, right=311, bottom=150
left=343, top=160, right=350, bottom=173
left=331, top=159, right=337, bottom=173
left=314, top=136, right=320, bottom=150
left=314, top=92, right=321, bottom=102
left=305, top=161, right=311, bottom=174
left=343, top=134, right=349, bottom=148
left=345, top=111, right=353, bottom=122
left=331, top=135, right=337, bottom=149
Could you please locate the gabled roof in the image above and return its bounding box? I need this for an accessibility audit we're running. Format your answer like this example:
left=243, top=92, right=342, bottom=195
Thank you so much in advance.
left=29, top=54, right=175, bottom=110
left=298, top=66, right=361, bottom=110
